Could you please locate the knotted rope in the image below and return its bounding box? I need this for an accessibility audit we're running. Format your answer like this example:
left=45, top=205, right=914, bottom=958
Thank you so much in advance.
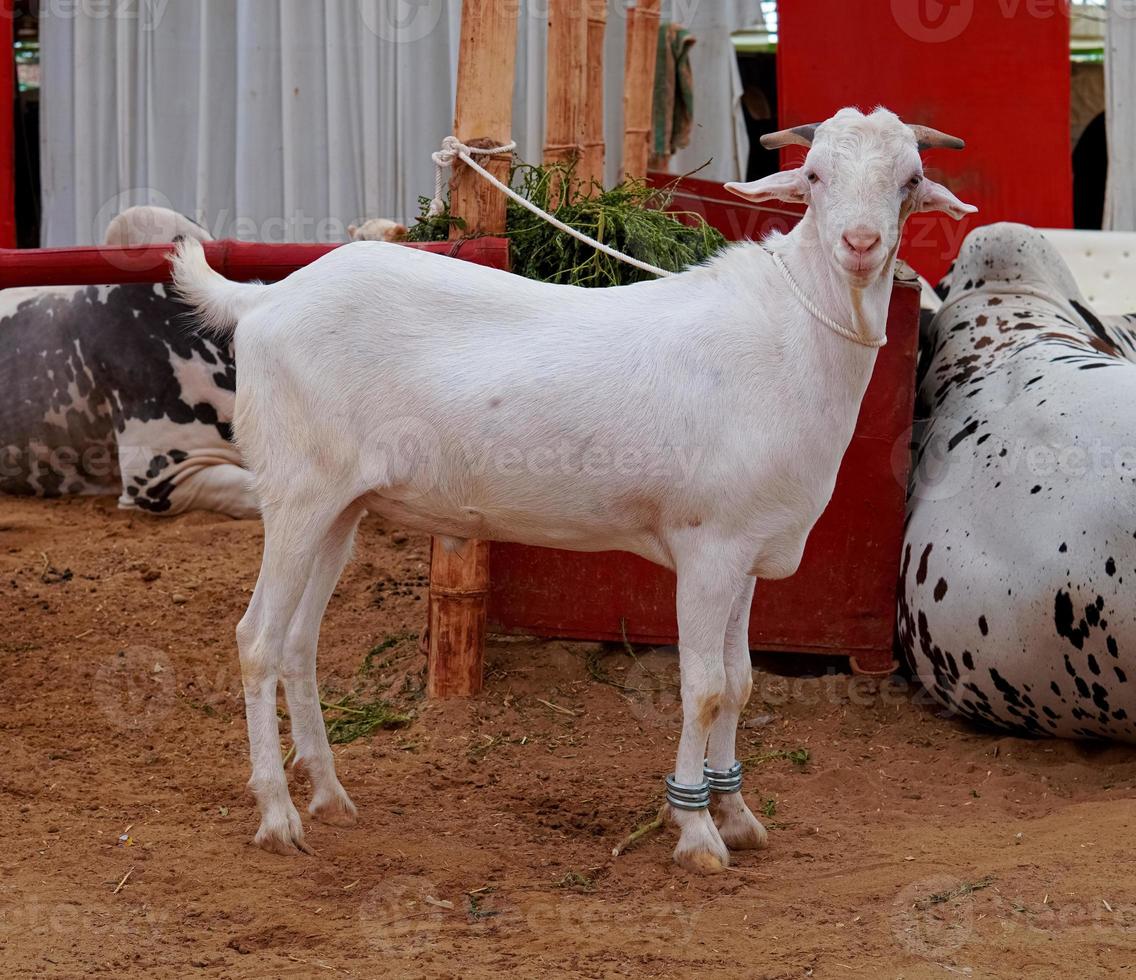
left=429, top=135, right=673, bottom=279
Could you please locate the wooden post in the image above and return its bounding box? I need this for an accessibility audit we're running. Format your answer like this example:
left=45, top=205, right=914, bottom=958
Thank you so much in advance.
left=428, top=0, right=519, bottom=699
left=543, top=0, right=588, bottom=204
left=447, top=0, right=520, bottom=239
left=579, top=0, right=608, bottom=188
left=621, top=0, right=661, bottom=182
left=428, top=540, right=491, bottom=699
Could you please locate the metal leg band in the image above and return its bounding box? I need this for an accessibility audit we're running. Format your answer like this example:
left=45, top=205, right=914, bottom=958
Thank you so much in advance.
left=703, top=760, right=743, bottom=794
left=665, top=774, right=710, bottom=811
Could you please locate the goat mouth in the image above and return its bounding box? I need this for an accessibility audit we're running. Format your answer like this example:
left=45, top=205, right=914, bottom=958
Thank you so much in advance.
left=836, top=253, right=884, bottom=285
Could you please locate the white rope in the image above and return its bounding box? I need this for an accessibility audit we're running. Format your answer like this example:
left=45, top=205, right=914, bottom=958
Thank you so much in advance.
left=766, top=250, right=887, bottom=349
left=430, top=136, right=518, bottom=216
left=429, top=135, right=673, bottom=279
left=429, top=136, right=882, bottom=348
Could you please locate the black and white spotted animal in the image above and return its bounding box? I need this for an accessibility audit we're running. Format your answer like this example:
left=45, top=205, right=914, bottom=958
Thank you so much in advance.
left=1, top=207, right=255, bottom=518
left=900, top=222, right=1136, bottom=740
left=0, top=282, right=256, bottom=518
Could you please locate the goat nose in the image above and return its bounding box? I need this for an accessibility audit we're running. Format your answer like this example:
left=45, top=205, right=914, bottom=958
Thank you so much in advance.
left=842, top=229, right=881, bottom=255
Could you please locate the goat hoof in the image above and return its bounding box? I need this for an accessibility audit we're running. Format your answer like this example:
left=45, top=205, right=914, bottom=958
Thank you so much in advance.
left=252, top=805, right=314, bottom=856
left=310, top=787, right=358, bottom=827
left=711, top=795, right=768, bottom=850
left=716, top=810, right=768, bottom=851
left=673, top=842, right=730, bottom=874
left=672, top=814, right=730, bottom=874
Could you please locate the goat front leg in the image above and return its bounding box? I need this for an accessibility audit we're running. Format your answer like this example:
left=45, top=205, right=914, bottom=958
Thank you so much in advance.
left=668, top=548, right=746, bottom=873
left=281, top=504, right=365, bottom=828
left=707, top=575, right=767, bottom=850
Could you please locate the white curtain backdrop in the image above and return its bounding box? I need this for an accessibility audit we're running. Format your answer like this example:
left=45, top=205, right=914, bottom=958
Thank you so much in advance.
left=659, top=0, right=765, bottom=181
left=597, top=0, right=765, bottom=186
left=40, top=0, right=760, bottom=246
left=40, top=0, right=464, bottom=245
left=1105, top=3, right=1136, bottom=231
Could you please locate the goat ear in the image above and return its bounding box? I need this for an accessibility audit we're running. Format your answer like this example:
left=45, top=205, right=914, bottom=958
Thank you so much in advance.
left=347, top=224, right=358, bottom=238
left=725, top=169, right=807, bottom=205
left=917, top=178, right=978, bottom=220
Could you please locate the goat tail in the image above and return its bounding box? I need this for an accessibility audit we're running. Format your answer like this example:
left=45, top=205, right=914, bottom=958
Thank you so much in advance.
left=169, top=237, right=269, bottom=339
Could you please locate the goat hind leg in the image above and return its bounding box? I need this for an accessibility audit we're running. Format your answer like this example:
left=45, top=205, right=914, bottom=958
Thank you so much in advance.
left=238, top=501, right=338, bottom=855
left=707, top=575, right=767, bottom=850
left=280, top=503, right=365, bottom=827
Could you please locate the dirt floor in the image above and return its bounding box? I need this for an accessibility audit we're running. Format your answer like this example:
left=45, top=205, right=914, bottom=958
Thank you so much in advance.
left=2, top=496, right=1136, bottom=979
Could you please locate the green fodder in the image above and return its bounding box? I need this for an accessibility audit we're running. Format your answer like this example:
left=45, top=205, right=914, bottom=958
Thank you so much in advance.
left=405, top=161, right=726, bottom=286
left=319, top=693, right=413, bottom=745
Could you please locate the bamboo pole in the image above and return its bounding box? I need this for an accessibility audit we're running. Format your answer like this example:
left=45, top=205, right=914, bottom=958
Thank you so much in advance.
left=621, top=0, right=661, bottom=182
left=579, top=0, right=608, bottom=188
left=447, top=0, right=520, bottom=240
left=428, top=0, right=520, bottom=699
left=428, top=540, right=491, bottom=699
left=543, top=0, right=589, bottom=205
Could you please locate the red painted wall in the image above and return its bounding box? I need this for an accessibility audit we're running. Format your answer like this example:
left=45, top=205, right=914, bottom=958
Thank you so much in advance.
left=777, top=0, right=1073, bottom=282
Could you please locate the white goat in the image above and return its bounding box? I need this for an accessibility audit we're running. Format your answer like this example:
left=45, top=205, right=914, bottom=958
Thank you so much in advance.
left=171, top=107, right=975, bottom=872
left=105, top=205, right=214, bottom=246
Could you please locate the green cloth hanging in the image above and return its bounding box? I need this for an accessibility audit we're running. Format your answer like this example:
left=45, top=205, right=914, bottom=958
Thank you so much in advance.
left=652, top=22, right=697, bottom=161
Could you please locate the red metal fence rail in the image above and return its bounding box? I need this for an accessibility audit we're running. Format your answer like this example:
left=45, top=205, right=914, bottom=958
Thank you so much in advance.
left=0, top=238, right=510, bottom=288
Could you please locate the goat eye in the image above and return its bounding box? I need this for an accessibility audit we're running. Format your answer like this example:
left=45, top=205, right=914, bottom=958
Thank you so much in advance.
left=907, top=175, right=923, bottom=189
left=807, top=172, right=820, bottom=184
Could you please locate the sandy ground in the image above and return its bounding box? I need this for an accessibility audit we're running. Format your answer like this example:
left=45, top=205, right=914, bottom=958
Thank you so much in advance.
left=2, top=495, right=1136, bottom=979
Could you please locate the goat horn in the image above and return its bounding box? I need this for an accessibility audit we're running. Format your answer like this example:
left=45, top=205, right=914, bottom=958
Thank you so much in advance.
left=908, top=124, right=965, bottom=151
left=760, top=124, right=819, bottom=150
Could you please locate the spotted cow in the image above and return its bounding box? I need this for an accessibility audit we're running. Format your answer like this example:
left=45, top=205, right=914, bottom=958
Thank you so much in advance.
left=0, top=282, right=257, bottom=518
left=901, top=222, right=1136, bottom=741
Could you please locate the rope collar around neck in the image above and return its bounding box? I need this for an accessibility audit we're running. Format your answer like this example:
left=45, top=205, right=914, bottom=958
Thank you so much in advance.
left=764, top=248, right=887, bottom=349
